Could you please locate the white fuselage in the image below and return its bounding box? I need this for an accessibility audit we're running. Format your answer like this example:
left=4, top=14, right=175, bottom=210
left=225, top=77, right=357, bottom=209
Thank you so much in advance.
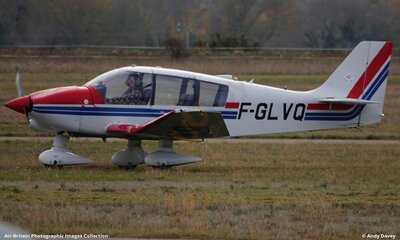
left=30, top=66, right=368, bottom=138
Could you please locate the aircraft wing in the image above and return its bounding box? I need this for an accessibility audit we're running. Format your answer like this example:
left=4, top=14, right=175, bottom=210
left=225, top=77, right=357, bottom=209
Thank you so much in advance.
left=106, top=111, right=229, bottom=140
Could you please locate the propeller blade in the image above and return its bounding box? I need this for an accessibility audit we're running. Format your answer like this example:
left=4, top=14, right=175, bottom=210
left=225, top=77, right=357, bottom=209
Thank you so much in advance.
left=16, top=68, right=25, bottom=97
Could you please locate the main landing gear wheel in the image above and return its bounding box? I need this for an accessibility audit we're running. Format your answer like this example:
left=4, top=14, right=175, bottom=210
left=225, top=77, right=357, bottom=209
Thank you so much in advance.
left=111, top=139, right=145, bottom=170
left=39, top=134, right=93, bottom=167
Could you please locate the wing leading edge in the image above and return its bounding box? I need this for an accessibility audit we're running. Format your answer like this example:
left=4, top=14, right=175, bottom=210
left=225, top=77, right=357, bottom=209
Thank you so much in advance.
left=106, top=111, right=229, bottom=140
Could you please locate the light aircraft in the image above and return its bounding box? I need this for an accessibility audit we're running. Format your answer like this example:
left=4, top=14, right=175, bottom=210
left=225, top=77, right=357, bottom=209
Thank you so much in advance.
left=4, top=41, right=392, bottom=169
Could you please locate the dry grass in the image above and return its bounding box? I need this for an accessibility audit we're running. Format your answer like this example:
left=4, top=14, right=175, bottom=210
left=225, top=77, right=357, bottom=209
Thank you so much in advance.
left=0, top=56, right=350, bottom=75
left=0, top=140, right=399, bottom=239
left=1, top=54, right=399, bottom=75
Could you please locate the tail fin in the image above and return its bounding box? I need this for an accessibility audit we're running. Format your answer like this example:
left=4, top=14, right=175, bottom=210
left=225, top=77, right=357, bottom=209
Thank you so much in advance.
left=313, top=41, right=392, bottom=125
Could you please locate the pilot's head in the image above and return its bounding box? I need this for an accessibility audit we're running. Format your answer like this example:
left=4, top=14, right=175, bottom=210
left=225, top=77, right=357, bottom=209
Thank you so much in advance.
left=126, top=74, right=141, bottom=87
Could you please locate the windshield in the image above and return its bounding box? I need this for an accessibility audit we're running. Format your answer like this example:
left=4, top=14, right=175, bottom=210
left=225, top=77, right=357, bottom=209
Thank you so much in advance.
left=85, top=68, right=153, bottom=105
left=84, top=68, right=131, bottom=87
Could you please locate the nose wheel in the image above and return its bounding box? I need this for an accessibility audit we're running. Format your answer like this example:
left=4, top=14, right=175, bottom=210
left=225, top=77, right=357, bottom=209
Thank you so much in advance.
left=39, top=134, right=93, bottom=167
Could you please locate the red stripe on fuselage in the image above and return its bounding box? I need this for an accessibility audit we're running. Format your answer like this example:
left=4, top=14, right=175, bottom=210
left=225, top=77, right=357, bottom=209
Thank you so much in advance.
left=307, top=103, right=329, bottom=110
left=347, top=42, right=392, bottom=99
left=225, top=102, right=240, bottom=109
left=307, top=103, right=354, bottom=111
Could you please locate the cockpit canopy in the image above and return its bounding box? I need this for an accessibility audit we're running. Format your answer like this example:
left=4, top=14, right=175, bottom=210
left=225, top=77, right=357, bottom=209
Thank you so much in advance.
left=85, top=68, right=229, bottom=107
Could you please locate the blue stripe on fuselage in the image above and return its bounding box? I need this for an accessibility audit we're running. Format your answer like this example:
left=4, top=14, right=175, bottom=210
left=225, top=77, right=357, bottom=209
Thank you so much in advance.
left=32, top=106, right=238, bottom=119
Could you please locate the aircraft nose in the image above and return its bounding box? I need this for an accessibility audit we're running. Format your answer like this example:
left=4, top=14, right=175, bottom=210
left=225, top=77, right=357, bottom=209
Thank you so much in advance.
left=5, top=86, right=98, bottom=114
left=29, top=86, right=93, bottom=105
left=4, top=95, right=32, bottom=114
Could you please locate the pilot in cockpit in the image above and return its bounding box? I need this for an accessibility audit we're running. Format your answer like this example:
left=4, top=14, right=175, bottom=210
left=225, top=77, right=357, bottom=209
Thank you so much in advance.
left=122, top=73, right=146, bottom=104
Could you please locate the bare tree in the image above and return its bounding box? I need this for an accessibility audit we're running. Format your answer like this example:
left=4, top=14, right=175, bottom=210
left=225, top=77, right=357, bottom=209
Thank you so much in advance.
left=0, top=0, right=399, bottom=47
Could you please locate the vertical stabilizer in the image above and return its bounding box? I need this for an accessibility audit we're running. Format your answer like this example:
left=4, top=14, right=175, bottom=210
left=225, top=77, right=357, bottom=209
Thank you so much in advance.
left=311, top=41, right=392, bottom=125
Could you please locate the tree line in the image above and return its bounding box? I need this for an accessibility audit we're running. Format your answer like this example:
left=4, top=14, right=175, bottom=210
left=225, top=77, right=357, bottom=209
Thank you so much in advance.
left=0, top=0, right=399, bottom=48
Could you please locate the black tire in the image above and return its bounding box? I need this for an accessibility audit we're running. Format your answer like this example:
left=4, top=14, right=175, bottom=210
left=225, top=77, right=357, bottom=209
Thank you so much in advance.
left=43, top=163, right=61, bottom=169
left=155, top=164, right=172, bottom=170
left=119, top=165, right=137, bottom=171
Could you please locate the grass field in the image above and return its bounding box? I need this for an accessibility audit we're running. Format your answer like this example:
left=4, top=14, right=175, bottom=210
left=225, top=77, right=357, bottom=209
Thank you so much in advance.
left=0, top=139, right=399, bottom=239
left=0, top=56, right=399, bottom=239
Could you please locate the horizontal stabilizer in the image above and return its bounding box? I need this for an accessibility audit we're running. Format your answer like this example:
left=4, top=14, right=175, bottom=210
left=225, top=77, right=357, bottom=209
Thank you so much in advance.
left=318, top=98, right=379, bottom=105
